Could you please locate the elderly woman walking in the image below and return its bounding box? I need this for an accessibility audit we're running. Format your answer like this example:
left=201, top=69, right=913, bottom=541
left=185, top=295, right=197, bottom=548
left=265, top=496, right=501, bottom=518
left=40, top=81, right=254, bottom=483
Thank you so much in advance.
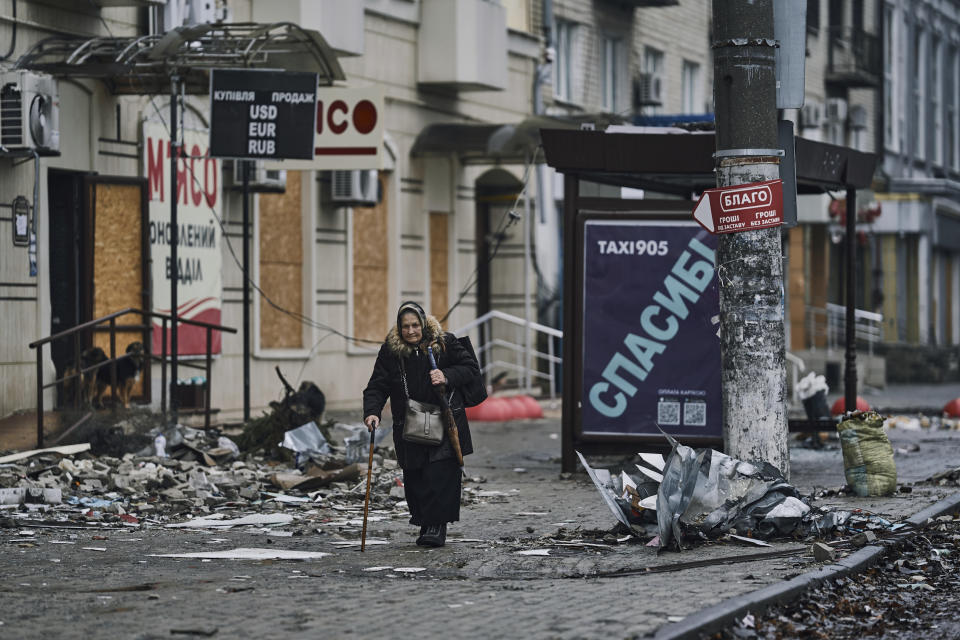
left=363, top=301, right=480, bottom=547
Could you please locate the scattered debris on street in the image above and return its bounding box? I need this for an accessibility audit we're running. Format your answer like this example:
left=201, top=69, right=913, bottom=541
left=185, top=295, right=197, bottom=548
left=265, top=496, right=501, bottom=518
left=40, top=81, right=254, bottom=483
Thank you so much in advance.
left=715, top=515, right=960, bottom=640
left=577, top=422, right=917, bottom=551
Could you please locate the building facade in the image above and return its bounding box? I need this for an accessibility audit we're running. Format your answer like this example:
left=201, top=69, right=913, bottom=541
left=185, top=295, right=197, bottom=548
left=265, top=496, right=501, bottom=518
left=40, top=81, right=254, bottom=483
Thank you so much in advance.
left=6, top=0, right=949, bottom=423
left=789, top=0, right=960, bottom=387
left=0, top=0, right=675, bottom=419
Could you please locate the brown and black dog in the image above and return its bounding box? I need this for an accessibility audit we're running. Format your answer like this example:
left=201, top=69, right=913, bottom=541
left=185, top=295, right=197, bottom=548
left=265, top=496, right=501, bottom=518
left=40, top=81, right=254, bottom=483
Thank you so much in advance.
left=84, top=342, right=145, bottom=409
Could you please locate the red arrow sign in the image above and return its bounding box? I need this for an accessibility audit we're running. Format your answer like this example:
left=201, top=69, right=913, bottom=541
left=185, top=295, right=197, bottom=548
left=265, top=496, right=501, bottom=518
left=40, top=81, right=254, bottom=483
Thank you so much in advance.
left=692, top=179, right=784, bottom=234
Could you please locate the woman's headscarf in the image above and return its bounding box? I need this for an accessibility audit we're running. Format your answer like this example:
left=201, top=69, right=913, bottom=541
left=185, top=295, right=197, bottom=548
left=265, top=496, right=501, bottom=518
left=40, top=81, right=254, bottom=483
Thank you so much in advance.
left=397, top=301, right=427, bottom=341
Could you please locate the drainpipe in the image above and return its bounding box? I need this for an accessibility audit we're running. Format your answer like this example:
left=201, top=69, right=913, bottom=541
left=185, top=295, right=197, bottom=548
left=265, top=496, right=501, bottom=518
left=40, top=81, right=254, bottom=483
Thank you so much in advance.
left=533, top=0, right=553, bottom=116
left=533, top=0, right=559, bottom=334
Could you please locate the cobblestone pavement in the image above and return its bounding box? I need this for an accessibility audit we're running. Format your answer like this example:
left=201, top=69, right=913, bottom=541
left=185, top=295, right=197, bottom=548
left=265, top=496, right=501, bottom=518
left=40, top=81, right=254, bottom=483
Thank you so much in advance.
left=2, top=416, right=959, bottom=640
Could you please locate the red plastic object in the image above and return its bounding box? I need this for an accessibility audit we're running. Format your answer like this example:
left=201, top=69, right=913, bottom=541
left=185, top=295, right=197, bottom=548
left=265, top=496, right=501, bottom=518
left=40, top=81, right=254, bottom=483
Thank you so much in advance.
left=944, top=398, right=960, bottom=418
left=516, top=395, right=544, bottom=419
left=466, top=395, right=544, bottom=421
left=830, top=396, right=870, bottom=415
left=466, top=397, right=507, bottom=422
left=503, top=397, right=528, bottom=420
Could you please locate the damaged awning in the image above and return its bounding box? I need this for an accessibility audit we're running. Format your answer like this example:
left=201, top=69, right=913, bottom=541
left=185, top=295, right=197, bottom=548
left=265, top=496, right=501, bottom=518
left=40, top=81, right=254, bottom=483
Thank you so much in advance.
left=541, top=128, right=878, bottom=196
left=14, top=22, right=346, bottom=94
left=411, top=116, right=583, bottom=164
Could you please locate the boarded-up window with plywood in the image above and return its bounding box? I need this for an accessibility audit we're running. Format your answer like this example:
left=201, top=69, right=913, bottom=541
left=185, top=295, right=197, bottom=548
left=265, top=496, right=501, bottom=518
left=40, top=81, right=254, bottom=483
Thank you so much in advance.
left=353, top=175, right=388, bottom=342
left=89, top=179, right=149, bottom=402
left=259, top=171, right=304, bottom=349
left=430, top=212, right=449, bottom=328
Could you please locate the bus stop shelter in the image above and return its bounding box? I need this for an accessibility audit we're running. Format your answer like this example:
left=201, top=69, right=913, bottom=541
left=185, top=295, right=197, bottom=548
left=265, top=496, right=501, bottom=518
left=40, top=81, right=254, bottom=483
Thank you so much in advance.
left=540, top=127, right=877, bottom=473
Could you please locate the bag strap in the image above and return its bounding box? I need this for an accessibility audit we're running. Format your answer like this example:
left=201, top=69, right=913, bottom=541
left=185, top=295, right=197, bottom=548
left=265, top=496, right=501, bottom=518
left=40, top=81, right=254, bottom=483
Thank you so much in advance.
left=400, top=355, right=454, bottom=406
left=398, top=357, right=409, bottom=400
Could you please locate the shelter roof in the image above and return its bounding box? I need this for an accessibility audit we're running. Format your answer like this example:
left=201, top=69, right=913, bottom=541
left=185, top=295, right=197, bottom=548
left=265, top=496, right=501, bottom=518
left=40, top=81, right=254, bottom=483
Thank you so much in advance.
left=540, top=127, right=878, bottom=196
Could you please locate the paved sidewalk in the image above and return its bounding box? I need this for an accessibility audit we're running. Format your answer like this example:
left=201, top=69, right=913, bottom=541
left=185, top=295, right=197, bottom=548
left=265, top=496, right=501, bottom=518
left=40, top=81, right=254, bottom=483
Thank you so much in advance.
left=836, top=382, right=959, bottom=413
left=3, top=406, right=960, bottom=639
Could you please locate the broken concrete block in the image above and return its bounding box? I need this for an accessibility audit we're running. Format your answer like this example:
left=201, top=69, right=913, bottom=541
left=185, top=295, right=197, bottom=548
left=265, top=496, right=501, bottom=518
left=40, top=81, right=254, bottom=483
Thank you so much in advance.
left=812, top=542, right=836, bottom=562
left=852, top=531, right=878, bottom=547
left=79, top=479, right=104, bottom=492
left=204, top=495, right=227, bottom=507
left=0, top=487, right=62, bottom=505
left=160, top=488, right=185, bottom=500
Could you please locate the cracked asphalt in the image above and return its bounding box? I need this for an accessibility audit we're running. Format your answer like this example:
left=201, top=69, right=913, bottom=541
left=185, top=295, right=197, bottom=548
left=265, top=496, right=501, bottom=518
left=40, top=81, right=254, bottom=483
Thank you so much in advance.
left=2, top=413, right=959, bottom=640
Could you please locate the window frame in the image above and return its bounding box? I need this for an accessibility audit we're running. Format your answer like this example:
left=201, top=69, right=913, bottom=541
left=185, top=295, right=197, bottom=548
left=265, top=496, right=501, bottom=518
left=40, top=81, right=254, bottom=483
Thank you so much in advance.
left=913, top=26, right=926, bottom=160
left=600, top=34, right=622, bottom=113
left=554, top=18, right=577, bottom=104
left=883, top=4, right=899, bottom=152
left=681, top=59, right=701, bottom=115
left=933, top=35, right=944, bottom=166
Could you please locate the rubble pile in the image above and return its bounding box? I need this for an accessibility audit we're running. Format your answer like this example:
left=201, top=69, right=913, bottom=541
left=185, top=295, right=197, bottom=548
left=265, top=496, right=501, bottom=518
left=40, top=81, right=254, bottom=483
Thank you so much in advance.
left=235, top=371, right=328, bottom=459
left=0, top=419, right=412, bottom=537
left=884, top=413, right=960, bottom=431
left=717, top=515, right=960, bottom=639
left=577, top=427, right=908, bottom=551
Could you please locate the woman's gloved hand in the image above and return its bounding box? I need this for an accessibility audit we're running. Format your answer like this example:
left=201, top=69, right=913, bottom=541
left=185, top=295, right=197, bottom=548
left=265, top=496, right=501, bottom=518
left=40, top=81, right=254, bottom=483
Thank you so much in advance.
left=364, top=415, right=379, bottom=432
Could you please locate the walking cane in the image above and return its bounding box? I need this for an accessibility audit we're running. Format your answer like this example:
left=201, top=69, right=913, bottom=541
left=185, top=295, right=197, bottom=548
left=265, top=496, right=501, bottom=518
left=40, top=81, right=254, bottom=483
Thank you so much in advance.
left=360, top=426, right=375, bottom=552
left=428, top=346, right=464, bottom=467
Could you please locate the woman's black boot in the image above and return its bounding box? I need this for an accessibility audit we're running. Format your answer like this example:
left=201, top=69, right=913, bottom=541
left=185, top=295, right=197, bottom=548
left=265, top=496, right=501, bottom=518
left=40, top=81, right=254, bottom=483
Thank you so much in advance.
left=415, top=525, right=428, bottom=546
left=420, top=524, right=446, bottom=547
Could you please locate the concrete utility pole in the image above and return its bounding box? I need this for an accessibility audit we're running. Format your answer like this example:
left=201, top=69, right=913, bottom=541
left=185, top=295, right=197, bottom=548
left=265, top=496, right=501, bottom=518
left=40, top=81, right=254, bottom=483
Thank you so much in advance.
left=712, top=0, right=789, bottom=475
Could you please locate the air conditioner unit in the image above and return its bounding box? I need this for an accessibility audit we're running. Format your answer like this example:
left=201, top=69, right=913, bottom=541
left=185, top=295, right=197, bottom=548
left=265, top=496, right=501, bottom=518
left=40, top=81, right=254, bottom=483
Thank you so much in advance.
left=800, top=101, right=823, bottom=129
left=825, top=97, right=848, bottom=123
left=331, top=170, right=379, bottom=207
left=0, top=70, right=60, bottom=154
left=848, top=105, right=868, bottom=130
left=633, top=72, right=663, bottom=107
left=227, top=160, right=286, bottom=193
left=163, top=0, right=226, bottom=30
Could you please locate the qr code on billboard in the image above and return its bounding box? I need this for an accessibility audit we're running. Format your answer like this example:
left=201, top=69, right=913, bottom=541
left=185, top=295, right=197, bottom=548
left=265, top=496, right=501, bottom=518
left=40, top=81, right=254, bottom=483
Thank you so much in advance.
left=684, top=401, right=707, bottom=427
left=658, top=399, right=681, bottom=426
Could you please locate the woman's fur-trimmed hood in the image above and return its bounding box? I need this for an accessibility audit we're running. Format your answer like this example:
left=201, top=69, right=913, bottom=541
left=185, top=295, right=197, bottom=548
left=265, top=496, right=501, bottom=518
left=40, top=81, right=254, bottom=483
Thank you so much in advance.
left=386, top=314, right=444, bottom=357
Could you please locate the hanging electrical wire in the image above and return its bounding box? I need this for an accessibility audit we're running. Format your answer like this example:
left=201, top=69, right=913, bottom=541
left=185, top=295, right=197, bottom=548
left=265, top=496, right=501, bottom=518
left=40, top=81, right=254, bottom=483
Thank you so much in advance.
left=0, top=0, right=16, bottom=61
left=439, top=146, right=539, bottom=324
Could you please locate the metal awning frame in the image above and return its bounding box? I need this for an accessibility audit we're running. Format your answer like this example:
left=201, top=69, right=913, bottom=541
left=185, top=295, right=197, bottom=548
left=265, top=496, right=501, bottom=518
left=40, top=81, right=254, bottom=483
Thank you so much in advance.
left=14, top=22, right=346, bottom=94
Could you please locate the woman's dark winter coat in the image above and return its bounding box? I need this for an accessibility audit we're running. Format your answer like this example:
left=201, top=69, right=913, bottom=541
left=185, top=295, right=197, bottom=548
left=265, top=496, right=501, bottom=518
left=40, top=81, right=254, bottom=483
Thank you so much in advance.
left=362, top=314, right=479, bottom=470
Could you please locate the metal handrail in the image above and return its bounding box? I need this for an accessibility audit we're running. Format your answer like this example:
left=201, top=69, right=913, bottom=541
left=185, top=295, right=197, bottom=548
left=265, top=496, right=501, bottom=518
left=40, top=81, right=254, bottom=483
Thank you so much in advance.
left=805, top=304, right=882, bottom=354
left=785, top=351, right=806, bottom=405
left=475, top=338, right=563, bottom=365
left=454, top=310, right=562, bottom=398
left=28, top=307, right=236, bottom=447
left=456, top=309, right=563, bottom=338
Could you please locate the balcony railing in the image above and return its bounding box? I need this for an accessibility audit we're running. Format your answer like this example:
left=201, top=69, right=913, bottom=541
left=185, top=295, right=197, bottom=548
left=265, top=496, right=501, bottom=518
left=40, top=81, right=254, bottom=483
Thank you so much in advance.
left=826, top=26, right=881, bottom=88
left=805, top=303, right=883, bottom=354
left=598, top=0, right=678, bottom=6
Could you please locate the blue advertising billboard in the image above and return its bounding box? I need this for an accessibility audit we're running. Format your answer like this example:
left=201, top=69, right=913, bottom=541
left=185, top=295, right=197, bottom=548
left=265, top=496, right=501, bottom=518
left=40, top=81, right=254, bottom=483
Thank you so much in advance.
left=581, top=220, right=721, bottom=438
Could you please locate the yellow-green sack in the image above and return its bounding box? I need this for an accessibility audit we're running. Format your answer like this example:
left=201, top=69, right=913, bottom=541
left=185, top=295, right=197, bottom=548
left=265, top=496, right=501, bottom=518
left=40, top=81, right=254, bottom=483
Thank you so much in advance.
left=837, top=411, right=897, bottom=496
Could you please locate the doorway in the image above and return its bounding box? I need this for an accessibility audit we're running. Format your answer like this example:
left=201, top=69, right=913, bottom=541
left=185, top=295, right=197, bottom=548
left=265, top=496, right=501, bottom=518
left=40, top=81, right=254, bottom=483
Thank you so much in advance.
left=475, top=169, right=524, bottom=319
left=48, top=170, right=90, bottom=405
left=46, top=171, right=152, bottom=407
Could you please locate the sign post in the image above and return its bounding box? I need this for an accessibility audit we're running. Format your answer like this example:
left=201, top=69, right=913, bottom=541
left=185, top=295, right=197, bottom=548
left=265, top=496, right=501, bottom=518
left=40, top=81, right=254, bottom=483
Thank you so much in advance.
left=210, top=69, right=319, bottom=161
left=691, top=179, right=784, bottom=234
left=209, top=69, right=319, bottom=421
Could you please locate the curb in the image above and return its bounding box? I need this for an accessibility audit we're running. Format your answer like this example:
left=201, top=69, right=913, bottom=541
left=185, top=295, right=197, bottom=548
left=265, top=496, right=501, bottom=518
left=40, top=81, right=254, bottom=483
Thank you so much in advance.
left=650, top=491, right=960, bottom=640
